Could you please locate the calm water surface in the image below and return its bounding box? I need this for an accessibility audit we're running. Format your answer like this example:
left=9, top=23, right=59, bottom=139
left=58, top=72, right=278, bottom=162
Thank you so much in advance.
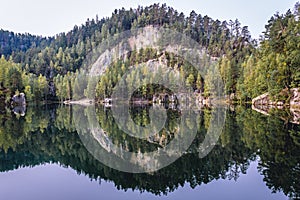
left=0, top=105, right=299, bottom=200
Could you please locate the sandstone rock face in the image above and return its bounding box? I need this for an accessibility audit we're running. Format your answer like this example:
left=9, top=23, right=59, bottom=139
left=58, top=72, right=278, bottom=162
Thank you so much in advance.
left=12, top=93, right=26, bottom=106
left=252, top=88, right=300, bottom=107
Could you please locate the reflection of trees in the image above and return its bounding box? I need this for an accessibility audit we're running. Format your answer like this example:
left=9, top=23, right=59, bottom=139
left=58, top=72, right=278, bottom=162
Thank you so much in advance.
left=0, top=105, right=299, bottom=196
left=238, top=107, right=300, bottom=199
left=0, top=106, right=50, bottom=152
left=95, top=105, right=182, bottom=152
left=219, top=109, right=255, bottom=179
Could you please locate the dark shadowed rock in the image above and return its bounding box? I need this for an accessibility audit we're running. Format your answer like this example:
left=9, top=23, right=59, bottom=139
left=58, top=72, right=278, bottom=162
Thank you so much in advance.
left=13, top=105, right=26, bottom=116
left=11, top=93, right=26, bottom=106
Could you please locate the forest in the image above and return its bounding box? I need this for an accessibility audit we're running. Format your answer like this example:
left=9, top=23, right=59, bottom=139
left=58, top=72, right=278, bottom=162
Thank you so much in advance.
left=0, top=3, right=299, bottom=104
left=0, top=3, right=300, bottom=199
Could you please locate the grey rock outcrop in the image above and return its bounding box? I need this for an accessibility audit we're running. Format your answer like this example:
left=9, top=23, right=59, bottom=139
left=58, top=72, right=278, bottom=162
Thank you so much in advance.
left=12, top=93, right=26, bottom=106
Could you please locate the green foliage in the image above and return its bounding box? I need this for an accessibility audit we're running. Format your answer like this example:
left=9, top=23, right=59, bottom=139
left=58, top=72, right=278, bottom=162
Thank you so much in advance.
left=1, top=3, right=300, bottom=103
left=0, top=56, right=48, bottom=103
left=236, top=5, right=300, bottom=100
left=1, top=3, right=256, bottom=102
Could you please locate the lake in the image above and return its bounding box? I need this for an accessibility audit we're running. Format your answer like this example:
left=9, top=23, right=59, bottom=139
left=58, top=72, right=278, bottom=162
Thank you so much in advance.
left=0, top=104, right=299, bottom=199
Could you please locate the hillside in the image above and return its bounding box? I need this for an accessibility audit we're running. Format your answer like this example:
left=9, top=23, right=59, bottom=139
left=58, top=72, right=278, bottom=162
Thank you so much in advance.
left=0, top=3, right=299, bottom=104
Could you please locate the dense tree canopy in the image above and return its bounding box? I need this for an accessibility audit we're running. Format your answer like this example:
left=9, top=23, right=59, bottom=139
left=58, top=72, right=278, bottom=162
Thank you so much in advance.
left=0, top=3, right=255, bottom=103
left=236, top=3, right=300, bottom=101
left=0, top=3, right=299, bottom=103
left=0, top=3, right=299, bottom=198
left=0, top=56, right=48, bottom=103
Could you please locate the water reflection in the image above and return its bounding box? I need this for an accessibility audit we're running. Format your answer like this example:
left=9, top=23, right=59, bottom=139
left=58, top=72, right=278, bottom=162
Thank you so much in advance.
left=0, top=105, right=299, bottom=198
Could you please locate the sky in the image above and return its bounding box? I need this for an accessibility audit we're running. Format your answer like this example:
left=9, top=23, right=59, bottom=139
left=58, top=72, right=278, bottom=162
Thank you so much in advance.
left=0, top=0, right=298, bottom=39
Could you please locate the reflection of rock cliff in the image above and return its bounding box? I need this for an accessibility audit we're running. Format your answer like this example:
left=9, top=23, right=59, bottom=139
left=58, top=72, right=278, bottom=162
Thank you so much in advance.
left=81, top=104, right=197, bottom=172
left=12, top=105, right=26, bottom=116
left=252, top=105, right=300, bottom=124
left=252, top=88, right=300, bottom=124
left=290, top=108, right=300, bottom=124
left=11, top=93, right=26, bottom=116
left=290, top=88, right=300, bottom=107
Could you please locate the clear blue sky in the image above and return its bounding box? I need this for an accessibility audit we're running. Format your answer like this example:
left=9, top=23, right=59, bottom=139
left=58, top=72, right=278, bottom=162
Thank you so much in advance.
left=0, top=0, right=298, bottom=39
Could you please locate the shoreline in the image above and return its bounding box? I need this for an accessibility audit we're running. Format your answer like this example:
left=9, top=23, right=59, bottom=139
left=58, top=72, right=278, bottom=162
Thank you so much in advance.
left=64, top=99, right=95, bottom=106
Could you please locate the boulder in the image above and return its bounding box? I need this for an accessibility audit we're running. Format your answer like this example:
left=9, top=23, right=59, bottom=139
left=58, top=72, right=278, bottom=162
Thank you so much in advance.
left=12, top=93, right=26, bottom=106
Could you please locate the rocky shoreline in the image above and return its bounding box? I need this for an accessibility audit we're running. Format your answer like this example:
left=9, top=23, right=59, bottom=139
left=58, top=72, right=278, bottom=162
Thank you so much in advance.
left=252, top=88, right=300, bottom=107
left=251, top=88, right=300, bottom=124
